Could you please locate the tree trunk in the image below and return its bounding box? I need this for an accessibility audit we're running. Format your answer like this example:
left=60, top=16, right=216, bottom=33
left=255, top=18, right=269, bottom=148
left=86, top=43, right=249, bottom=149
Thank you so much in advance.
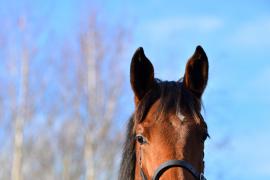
left=11, top=49, right=29, bottom=180
left=12, top=117, right=24, bottom=180
left=84, top=133, right=95, bottom=180
left=84, top=30, right=96, bottom=180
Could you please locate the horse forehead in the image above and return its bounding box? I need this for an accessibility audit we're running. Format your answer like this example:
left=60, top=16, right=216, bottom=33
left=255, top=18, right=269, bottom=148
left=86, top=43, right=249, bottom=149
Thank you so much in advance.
left=142, top=99, right=179, bottom=126
left=141, top=100, right=161, bottom=125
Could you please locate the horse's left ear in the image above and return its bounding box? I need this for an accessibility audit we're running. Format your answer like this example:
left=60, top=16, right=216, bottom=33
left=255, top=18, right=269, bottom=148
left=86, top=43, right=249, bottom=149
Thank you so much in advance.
left=183, top=46, right=208, bottom=98
left=130, top=47, right=155, bottom=104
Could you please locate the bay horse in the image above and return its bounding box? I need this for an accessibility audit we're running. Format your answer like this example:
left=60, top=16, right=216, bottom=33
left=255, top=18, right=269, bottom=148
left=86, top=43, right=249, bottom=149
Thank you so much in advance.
left=119, top=46, right=209, bottom=180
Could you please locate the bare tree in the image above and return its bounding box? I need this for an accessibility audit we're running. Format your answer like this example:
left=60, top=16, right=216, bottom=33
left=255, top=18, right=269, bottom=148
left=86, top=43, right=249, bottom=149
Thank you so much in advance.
left=0, top=6, right=129, bottom=180
left=46, top=13, right=128, bottom=179
left=11, top=17, right=30, bottom=180
left=58, top=16, right=127, bottom=179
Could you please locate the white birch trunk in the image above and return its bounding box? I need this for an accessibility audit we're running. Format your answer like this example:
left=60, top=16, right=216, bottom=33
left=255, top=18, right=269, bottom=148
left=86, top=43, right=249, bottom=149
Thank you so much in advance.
left=84, top=29, right=96, bottom=180
left=11, top=49, right=29, bottom=180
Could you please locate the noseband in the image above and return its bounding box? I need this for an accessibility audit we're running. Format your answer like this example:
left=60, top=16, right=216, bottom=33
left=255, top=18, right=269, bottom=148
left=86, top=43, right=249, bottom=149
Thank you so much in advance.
left=139, top=159, right=206, bottom=180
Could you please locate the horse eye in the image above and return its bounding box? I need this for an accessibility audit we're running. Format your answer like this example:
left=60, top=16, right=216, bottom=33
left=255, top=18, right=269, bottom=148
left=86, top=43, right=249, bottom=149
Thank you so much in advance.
left=136, top=134, right=147, bottom=144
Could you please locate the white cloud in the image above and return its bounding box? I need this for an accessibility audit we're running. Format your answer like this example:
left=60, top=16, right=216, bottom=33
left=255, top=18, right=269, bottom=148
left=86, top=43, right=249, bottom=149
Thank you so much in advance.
left=229, top=16, right=270, bottom=47
left=142, top=16, right=223, bottom=39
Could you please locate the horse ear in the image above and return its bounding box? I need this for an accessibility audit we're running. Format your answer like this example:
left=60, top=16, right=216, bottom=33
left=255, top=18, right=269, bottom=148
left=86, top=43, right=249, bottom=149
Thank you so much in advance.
left=183, top=46, right=208, bottom=98
left=130, top=47, right=155, bottom=103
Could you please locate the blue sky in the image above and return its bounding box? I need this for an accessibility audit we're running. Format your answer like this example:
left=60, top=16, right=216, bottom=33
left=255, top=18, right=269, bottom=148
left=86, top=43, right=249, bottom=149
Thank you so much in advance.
left=1, top=0, right=270, bottom=179
left=105, top=1, right=270, bottom=179
left=100, top=1, right=270, bottom=178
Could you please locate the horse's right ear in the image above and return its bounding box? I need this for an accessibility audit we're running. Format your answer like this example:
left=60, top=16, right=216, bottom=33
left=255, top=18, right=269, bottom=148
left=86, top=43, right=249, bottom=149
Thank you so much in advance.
left=183, top=46, right=208, bottom=98
left=130, top=47, right=155, bottom=104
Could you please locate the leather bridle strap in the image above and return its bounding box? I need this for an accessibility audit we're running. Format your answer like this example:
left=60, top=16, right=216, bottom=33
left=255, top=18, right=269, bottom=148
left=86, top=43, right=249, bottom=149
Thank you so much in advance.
left=140, top=167, right=148, bottom=180
left=140, top=160, right=206, bottom=180
left=152, top=160, right=206, bottom=180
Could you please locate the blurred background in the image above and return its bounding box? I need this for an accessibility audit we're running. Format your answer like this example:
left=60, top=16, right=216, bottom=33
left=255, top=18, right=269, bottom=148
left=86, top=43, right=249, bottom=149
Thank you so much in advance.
left=0, top=0, right=269, bottom=180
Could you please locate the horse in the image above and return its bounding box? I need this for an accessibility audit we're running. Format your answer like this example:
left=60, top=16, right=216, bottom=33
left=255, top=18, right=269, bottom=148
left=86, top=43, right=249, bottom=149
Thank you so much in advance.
left=119, top=46, right=209, bottom=180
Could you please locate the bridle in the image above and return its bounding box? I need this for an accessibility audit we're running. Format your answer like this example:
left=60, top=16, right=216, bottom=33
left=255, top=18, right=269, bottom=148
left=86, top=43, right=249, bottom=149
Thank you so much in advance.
left=139, top=160, right=206, bottom=180
left=136, top=81, right=206, bottom=180
left=138, top=151, right=206, bottom=180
